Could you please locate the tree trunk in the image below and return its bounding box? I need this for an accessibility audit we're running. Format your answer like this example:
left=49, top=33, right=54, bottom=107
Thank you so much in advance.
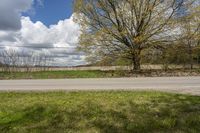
left=188, top=43, right=193, bottom=70
left=132, top=54, right=141, bottom=71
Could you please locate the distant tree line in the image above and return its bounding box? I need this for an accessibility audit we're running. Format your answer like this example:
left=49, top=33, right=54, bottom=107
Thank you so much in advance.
left=0, top=49, right=53, bottom=72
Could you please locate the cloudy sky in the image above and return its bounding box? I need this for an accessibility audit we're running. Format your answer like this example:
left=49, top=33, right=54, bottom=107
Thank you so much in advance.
left=0, top=0, right=85, bottom=66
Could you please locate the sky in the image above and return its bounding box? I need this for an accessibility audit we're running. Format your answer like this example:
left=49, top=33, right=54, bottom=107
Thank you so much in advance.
left=23, top=0, right=74, bottom=26
left=0, top=0, right=85, bottom=66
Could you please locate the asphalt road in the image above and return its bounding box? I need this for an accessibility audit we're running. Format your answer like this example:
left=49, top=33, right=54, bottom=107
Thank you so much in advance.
left=0, top=77, right=200, bottom=95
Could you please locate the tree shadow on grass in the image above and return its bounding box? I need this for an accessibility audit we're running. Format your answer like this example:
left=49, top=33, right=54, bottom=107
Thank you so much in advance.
left=0, top=95, right=200, bottom=133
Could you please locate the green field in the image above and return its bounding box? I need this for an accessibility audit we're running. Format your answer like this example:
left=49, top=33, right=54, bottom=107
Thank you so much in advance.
left=0, top=70, right=118, bottom=79
left=0, top=91, right=199, bottom=133
left=0, top=69, right=200, bottom=79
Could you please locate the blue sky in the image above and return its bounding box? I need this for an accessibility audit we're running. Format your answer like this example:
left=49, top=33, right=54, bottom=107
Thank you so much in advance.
left=23, top=0, right=74, bottom=26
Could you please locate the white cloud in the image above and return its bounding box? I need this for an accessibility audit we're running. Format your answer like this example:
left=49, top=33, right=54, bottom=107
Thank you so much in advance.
left=0, top=15, right=85, bottom=66
left=20, top=17, right=51, bottom=45
left=49, top=16, right=80, bottom=47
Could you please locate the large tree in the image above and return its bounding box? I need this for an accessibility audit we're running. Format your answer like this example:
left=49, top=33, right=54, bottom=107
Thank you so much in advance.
left=74, top=0, right=194, bottom=70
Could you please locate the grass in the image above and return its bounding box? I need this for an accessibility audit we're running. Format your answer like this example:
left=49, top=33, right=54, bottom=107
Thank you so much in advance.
left=0, top=70, right=132, bottom=79
left=0, top=69, right=200, bottom=79
left=0, top=91, right=200, bottom=133
left=0, top=70, right=116, bottom=79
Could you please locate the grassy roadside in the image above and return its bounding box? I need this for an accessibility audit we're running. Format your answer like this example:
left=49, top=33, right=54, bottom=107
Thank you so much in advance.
left=0, top=91, right=199, bottom=133
left=0, top=69, right=200, bottom=79
left=0, top=70, right=113, bottom=79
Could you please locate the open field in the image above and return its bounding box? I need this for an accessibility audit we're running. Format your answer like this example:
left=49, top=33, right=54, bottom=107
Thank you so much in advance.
left=0, top=70, right=112, bottom=79
left=0, top=91, right=199, bottom=133
left=0, top=69, right=200, bottom=80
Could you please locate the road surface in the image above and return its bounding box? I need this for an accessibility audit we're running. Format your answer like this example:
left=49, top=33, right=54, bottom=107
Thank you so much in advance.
left=0, top=77, right=200, bottom=95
